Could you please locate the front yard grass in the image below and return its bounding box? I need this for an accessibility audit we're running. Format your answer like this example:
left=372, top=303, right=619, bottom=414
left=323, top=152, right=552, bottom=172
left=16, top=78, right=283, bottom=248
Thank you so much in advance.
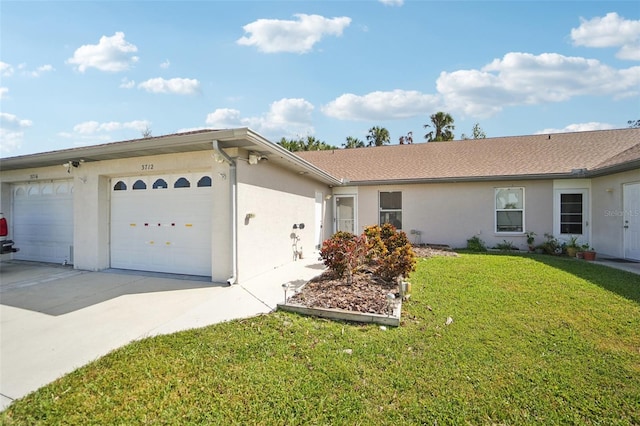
left=3, top=254, right=639, bottom=425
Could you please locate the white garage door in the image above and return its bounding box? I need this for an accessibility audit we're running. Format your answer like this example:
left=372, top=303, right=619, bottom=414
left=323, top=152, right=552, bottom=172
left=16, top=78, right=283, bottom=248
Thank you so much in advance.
left=12, top=180, right=74, bottom=264
left=110, top=173, right=213, bottom=276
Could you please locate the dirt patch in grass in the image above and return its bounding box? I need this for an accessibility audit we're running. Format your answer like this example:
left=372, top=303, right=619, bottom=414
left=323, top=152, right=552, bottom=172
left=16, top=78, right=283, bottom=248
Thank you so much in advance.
left=288, top=246, right=458, bottom=315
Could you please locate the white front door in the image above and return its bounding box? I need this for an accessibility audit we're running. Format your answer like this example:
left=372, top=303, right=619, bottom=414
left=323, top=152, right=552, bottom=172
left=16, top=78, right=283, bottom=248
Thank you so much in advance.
left=623, top=183, right=640, bottom=261
left=335, top=195, right=356, bottom=234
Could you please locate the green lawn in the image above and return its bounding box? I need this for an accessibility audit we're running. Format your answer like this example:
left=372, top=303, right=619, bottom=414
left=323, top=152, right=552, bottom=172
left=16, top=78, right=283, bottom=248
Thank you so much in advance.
left=3, top=254, right=640, bottom=425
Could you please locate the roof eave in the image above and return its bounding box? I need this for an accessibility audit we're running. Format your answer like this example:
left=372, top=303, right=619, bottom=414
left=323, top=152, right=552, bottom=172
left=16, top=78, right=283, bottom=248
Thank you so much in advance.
left=341, top=172, right=582, bottom=186
left=586, top=160, right=640, bottom=177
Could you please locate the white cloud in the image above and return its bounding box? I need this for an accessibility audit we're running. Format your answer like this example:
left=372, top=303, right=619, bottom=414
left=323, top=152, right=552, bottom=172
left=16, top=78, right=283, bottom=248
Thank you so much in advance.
left=0, top=87, right=8, bottom=99
left=138, top=77, right=201, bottom=94
left=379, top=0, right=404, bottom=6
left=160, top=59, right=171, bottom=69
left=206, top=98, right=315, bottom=138
left=67, top=32, right=139, bottom=72
left=0, top=112, right=33, bottom=154
left=119, top=78, right=135, bottom=89
left=237, top=14, right=351, bottom=54
left=437, top=52, right=640, bottom=116
left=571, top=12, right=640, bottom=60
left=536, top=122, right=616, bottom=134
left=29, top=64, right=55, bottom=77
left=1, top=61, right=14, bottom=77
left=72, top=119, right=150, bottom=135
left=1, top=112, right=33, bottom=128
left=322, top=89, right=441, bottom=121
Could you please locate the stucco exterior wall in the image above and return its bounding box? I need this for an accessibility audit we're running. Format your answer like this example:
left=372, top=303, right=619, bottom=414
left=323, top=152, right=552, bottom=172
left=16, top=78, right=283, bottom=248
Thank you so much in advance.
left=352, top=180, right=554, bottom=250
left=236, top=157, right=331, bottom=282
left=591, top=169, right=640, bottom=258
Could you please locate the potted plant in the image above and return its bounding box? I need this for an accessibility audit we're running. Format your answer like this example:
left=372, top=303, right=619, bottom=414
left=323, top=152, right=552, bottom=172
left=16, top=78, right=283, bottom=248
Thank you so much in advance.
left=582, top=246, right=597, bottom=261
left=525, top=231, right=536, bottom=252
left=565, top=235, right=580, bottom=257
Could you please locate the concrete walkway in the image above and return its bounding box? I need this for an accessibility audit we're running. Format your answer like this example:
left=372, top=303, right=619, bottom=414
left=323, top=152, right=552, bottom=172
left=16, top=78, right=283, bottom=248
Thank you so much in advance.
left=593, top=258, right=640, bottom=275
left=0, top=257, right=325, bottom=411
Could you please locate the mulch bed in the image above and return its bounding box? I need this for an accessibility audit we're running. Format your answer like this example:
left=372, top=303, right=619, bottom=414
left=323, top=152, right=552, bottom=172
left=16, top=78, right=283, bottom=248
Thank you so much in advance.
left=287, top=246, right=458, bottom=315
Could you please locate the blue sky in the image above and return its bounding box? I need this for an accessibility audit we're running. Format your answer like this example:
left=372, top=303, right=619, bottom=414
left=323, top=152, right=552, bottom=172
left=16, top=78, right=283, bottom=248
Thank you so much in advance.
left=1, top=1, right=639, bottom=156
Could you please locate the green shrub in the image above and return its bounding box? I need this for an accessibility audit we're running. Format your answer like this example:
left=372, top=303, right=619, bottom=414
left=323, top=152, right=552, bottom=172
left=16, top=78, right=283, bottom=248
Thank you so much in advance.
left=466, top=235, right=487, bottom=252
left=495, top=240, right=516, bottom=251
left=364, top=224, right=416, bottom=281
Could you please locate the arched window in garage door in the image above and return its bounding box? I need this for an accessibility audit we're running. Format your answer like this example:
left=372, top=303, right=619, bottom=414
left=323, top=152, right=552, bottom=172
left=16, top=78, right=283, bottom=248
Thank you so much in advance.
left=197, top=176, right=212, bottom=187
left=133, top=180, right=147, bottom=190
left=174, top=177, right=190, bottom=188
left=113, top=181, right=127, bottom=191
left=153, top=178, right=168, bottom=189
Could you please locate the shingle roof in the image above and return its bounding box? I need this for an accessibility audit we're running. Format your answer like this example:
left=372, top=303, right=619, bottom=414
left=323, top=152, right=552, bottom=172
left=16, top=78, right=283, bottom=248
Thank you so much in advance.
left=296, top=128, right=640, bottom=183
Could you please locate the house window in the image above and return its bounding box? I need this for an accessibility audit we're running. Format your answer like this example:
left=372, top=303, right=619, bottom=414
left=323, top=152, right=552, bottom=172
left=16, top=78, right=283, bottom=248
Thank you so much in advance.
left=560, top=193, right=583, bottom=234
left=380, top=191, right=402, bottom=229
left=495, top=188, right=524, bottom=232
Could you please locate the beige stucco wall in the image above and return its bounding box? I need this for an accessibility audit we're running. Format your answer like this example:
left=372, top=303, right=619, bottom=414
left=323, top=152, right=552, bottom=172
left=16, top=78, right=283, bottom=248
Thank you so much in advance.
left=0, top=148, right=333, bottom=281
left=591, top=169, right=640, bottom=258
left=236, top=157, right=332, bottom=282
left=352, top=180, right=554, bottom=250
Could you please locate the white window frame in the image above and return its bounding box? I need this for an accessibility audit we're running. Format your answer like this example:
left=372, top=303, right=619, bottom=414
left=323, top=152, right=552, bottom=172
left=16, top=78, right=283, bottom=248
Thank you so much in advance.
left=379, top=191, right=403, bottom=229
left=495, top=187, right=525, bottom=234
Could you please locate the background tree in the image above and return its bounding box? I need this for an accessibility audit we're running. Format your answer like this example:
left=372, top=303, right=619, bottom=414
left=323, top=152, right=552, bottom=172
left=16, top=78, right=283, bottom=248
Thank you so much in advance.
left=424, top=112, right=455, bottom=141
left=277, top=136, right=336, bottom=152
left=461, top=123, right=486, bottom=140
left=366, top=126, right=391, bottom=147
left=141, top=127, right=152, bottom=138
left=628, top=119, right=640, bottom=128
left=399, top=131, right=413, bottom=144
left=343, top=136, right=365, bottom=149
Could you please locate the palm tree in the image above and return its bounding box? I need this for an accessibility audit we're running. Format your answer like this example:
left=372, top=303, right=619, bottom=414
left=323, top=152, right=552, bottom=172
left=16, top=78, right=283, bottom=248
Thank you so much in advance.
left=366, top=126, right=391, bottom=147
left=343, top=136, right=365, bottom=149
left=277, top=136, right=336, bottom=152
left=424, top=112, right=455, bottom=142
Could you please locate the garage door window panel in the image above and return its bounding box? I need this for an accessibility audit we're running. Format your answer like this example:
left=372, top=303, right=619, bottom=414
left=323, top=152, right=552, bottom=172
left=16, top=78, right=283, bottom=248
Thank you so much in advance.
left=174, top=177, right=191, bottom=188
left=133, top=180, right=147, bottom=190
left=113, top=181, right=127, bottom=191
left=153, top=179, right=168, bottom=189
left=197, top=176, right=212, bottom=187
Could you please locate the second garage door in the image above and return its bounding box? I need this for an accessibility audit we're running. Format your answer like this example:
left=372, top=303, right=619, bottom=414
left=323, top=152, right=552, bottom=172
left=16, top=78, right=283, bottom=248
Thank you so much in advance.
left=110, top=173, right=214, bottom=276
left=12, top=180, right=74, bottom=264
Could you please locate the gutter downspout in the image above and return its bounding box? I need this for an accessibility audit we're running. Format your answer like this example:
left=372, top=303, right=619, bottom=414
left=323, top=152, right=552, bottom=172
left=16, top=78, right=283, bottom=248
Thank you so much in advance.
left=212, top=140, right=238, bottom=286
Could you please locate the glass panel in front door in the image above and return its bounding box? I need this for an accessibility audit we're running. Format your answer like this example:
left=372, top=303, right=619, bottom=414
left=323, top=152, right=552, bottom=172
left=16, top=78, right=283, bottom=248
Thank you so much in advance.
left=336, top=196, right=355, bottom=233
left=560, top=193, right=583, bottom=234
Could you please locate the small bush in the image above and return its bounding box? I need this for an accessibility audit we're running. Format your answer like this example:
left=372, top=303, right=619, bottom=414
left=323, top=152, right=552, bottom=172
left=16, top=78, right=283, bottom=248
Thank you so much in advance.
left=466, top=236, right=487, bottom=252
left=319, top=231, right=357, bottom=277
left=364, top=224, right=416, bottom=281
left=495, top=240, right=516, bottom=251
left=321, top=224, right=416, bottom=283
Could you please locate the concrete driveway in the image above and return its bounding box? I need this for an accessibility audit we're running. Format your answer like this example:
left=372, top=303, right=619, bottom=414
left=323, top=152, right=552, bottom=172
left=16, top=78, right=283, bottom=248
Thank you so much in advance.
left=0, top=258, right=324, bottom=411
